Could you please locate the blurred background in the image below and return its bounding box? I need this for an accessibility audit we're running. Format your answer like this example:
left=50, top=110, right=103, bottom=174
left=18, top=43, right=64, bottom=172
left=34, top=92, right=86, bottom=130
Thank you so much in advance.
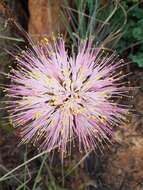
left=0, top=0, right=143, bottom=190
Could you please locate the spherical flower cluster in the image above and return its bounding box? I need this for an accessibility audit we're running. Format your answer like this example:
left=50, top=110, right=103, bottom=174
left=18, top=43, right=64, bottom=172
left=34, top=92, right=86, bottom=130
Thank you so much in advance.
left=5, top=37, right=129, bottom=155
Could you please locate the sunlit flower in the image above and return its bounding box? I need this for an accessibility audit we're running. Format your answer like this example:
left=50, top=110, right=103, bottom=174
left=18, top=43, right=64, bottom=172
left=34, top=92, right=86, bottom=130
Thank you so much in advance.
left=5, top=37, right=130, bottom=155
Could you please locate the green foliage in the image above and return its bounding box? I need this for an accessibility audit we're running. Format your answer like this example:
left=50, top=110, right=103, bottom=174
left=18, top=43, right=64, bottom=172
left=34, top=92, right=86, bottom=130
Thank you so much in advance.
left=129, top=53, right=143, bottom=67
left=62, top=0, right=126, bottom=47
left=115, top=0, right=143, bottom=67
left=62, top=0, right=143, bottom=67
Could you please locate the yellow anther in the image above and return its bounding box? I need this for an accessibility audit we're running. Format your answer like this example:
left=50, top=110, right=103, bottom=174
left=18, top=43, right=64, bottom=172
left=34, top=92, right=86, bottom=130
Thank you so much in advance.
left=60, top=128, right=64, bottom=134
left=43, top=37, right=49, bottom=44
left=35, top=112, right=42, bottom=119
left=101, top=92, right=107, bottom=96
left=27, top=99, right=33, bottom=106
left=63, top=68, right=70, bottom=76
left=52, top=33, right=56, bottom=42
left=90, top=115, right=96, bottom=120
left=33, top=71, right=41, bottom=80
left=45, top=76, right=51, bottom=84
left=95, top=74, right=102, bottom=80
left=15, top=56, right=20, bottom=61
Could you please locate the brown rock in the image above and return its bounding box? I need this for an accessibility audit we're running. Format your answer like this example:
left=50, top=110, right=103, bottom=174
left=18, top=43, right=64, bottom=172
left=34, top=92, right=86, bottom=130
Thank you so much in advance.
left=98, top=70, right=143, bottom=190
left=28, top=0, right=65, bottom=39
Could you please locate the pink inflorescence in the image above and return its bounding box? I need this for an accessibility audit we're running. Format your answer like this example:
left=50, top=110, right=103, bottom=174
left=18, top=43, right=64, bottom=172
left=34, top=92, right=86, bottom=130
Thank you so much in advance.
left=6, top=37, right=129, bottom=155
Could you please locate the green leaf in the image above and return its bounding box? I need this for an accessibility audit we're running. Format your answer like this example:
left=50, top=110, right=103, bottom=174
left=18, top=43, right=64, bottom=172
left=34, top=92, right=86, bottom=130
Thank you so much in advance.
left=132, top=27, right=143, bottom=40
left=129, top=53, right=143, bottom=67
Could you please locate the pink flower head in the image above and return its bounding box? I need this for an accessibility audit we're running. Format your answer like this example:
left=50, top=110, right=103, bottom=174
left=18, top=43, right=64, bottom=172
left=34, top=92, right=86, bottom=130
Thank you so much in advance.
left=5, top=37, right=129, bottom=155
